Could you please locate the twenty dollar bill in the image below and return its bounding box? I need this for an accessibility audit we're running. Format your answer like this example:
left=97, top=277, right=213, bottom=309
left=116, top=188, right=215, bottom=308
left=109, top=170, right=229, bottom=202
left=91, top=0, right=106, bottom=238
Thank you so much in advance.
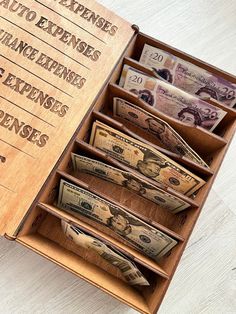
left=89, top=121, right=205, bottom=196
left=58, top=179, right=178, bottom=260
left=72, top=153, right=191, bottom=213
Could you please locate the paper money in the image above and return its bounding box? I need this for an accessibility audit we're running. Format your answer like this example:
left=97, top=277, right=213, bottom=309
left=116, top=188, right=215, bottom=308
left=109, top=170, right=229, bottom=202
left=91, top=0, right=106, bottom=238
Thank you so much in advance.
left=58, top=179, right=178, bottom=260
left=72, top=153, right=190, bottom=213
left=113, top=97, right=208, bottom=168
left=61, top=221, right=150, bottom=286
left=119, top=65, right=227, bottom=132
left=89, top=121, right=205, bottom=196
left=139, top=44, right=236, bottom=108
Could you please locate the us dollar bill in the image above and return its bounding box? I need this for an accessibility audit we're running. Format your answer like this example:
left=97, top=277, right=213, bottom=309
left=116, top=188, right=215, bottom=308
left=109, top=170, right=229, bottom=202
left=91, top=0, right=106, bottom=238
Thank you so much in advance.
left=61, top=221, right=150, bottom=286
left=58, top=179, right=178, bottom=260
left=119, top=65, right=227, bottom=132
left=89, top=121, right=205, bottom=196
left=71, top=153, right=190, bottom=213
left=113, top=97, right=208, bottom=168
left=139, top=44, right=236, bottom=108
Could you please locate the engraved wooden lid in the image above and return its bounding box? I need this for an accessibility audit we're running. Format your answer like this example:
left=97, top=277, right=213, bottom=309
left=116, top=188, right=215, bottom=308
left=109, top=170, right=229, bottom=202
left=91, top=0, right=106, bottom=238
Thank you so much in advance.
left=0, top=0, right=135, bottom=236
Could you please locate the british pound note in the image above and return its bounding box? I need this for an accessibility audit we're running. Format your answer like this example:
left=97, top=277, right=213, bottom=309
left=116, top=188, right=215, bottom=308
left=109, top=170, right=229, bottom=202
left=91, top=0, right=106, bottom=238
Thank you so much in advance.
left=119, top=65, right=227, bottom=132
left=139, top=44, right=236, bottom=107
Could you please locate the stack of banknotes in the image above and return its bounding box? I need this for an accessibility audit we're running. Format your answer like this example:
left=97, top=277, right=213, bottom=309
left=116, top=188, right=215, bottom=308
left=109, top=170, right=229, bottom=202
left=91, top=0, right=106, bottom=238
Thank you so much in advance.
left=58, top=180, right=178, bottom=261
left=119, top=64, right=228, bottom=132
left=113, top=97, right=209, bottom=167
left=139, top=44, right=236, bottom=108
left=58, top=117, right=206, bottom=261
left=71, top=153, right=191, bottom=214
left=56, top=43, right=234, bottom=264
left=58, top=112, right=207, bottom=261
left=61, top=221, right=150, bottom=286
left=89, top=121, right=205, bottom=196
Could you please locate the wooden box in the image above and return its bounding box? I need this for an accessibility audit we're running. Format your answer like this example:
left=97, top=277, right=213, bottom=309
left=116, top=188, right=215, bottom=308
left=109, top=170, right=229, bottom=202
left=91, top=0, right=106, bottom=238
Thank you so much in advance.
left=0, top=1, right=235, bottom=313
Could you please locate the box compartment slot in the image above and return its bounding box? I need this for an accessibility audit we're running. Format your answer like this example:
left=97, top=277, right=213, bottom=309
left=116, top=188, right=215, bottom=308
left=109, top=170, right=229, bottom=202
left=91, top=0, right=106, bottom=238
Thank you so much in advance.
left=120, top=57, right=236, bottom=139
left=17, top=205, right=174, bottom=314
left=92, top=109, right=213, bottom=179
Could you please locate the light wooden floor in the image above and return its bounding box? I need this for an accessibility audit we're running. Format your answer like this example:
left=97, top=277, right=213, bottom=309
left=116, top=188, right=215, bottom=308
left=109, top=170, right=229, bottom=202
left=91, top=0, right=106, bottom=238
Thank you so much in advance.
left=0, top=1, right=235, bottom=313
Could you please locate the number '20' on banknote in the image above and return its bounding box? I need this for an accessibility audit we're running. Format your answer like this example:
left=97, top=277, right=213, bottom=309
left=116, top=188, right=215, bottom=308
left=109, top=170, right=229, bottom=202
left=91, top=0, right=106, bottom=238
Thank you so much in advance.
left=58, top=179, right=178, bottom=261
left=71, top=153, right=191, bottom=213
left=119, top=65, right=227, bottom=132
left=139, top=43, right=236, bottom=108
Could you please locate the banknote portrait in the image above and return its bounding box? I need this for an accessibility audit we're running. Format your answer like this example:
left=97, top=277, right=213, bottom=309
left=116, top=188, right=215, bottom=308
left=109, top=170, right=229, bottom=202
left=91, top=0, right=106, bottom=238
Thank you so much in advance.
left=145, top=118, right=192, bottom=156
left=113, top=97, right=208, bottom=166
left=156, top=68, right=173, bottom=83
left=106, top=212, right=169, bottom=250
left=178, top=107, right=203, bottom=126
left=107, top=213, right=132, bottom=235
left=137, top=153, right=167, bottom=179
left=122, top=175, right=146, bottom=194
left=196, top=86, right=218, bottom=100
left=106, top=212, right=152, bottom=245
left=145, top=118, right=166, bottom=138
left=130, top=88, right=155, bottom=106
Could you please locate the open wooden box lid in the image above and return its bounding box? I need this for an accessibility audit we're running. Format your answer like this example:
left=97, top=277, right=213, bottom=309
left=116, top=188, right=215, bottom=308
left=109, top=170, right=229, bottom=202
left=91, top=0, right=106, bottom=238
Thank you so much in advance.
left=0, top=0, right=135, bottom=237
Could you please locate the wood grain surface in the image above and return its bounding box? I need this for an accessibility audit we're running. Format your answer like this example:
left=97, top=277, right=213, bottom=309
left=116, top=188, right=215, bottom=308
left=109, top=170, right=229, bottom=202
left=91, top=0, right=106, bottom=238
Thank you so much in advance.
left=0, top=0, right=134, bottom=236
left=0, top=0, right=235, bottom=313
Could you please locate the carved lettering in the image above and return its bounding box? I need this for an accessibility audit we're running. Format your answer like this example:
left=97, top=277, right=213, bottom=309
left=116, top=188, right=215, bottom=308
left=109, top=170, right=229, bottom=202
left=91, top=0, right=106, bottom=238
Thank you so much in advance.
left=35, top=53, right=86, bottom=89
left=0, top=28, right=39, bottom=60
left=0, top=109, right=49, bottom=148
left=2, top=73, right=69, bottom=118
left=0, top=0, right=37, bottom=21
left=0, top=30, right=87, bottom=90
left=55, top=0, right=119, bottom=36
left=35, top=16, right=102, bottom=62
